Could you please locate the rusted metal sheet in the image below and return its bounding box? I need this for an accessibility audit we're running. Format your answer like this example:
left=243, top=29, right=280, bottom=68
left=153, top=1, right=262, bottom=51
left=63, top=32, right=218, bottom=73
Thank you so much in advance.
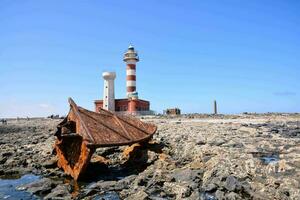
left=54, top=98, right=157, bottom=180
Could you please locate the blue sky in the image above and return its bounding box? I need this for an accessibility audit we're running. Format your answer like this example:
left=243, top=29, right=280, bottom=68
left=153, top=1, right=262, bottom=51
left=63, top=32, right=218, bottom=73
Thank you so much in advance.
left=0, top=0, right=299, bottom=117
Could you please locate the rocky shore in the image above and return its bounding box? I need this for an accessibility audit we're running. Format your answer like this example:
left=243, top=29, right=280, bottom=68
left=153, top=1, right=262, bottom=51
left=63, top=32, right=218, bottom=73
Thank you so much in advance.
left=0, top=114, right=300, bottom=199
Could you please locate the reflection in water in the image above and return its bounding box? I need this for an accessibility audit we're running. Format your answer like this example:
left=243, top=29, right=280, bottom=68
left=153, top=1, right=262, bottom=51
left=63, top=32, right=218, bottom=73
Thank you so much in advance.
left=64, top=178, right=80, bottom=198
left=200, top=192, right=217, bottom=200
left=92, top=191, right=120, bottom=200
left=251, top=152, right=280, bottom=165
left=261, top=155, right=280, bottom=164
left=0, top=174, right=40, bottom=200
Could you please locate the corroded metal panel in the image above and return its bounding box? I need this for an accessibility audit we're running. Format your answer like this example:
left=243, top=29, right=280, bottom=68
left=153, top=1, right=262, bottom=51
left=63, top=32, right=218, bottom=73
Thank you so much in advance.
left=54, top=98, right=157, bottom=180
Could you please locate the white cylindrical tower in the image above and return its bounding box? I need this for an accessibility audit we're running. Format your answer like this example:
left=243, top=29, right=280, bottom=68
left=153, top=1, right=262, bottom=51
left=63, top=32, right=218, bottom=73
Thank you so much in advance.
left=123, top=45, right=139, bottom=99
left=102, top=72, right=116, bottom=111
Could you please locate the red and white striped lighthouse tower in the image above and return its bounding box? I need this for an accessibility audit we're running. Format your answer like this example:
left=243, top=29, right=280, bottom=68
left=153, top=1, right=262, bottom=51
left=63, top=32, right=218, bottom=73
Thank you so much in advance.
left=123, top=45, right=139, bottom=99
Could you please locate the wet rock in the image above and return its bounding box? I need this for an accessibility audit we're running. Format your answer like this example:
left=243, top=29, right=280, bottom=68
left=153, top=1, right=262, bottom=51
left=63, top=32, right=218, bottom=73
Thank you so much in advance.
left=115, top=175, right=137, bottom=190
left=92, top=191, right=121, bottom=200
left=4, top=168, right=25, bottom=177
left=88, top=180, right=117, bottom=191
left=17, top=178, right=56, bottom=195
left=44, top=185, right=72, bottom=200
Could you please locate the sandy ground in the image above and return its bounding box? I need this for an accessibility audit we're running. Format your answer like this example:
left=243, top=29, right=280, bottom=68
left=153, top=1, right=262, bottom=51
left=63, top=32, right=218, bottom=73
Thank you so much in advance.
left=0, top=114, right=300, bottom=199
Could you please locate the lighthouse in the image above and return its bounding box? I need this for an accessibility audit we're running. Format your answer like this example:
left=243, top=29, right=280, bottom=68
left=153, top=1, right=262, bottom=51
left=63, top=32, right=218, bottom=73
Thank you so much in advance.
left=95, top=45, right=151, bottom=115
left=123, top=45, right=139, bottom=99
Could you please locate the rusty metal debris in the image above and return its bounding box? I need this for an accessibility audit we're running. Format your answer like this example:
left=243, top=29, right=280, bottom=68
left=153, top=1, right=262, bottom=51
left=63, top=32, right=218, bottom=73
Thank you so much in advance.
left=54, top=98, right=157, bottom=180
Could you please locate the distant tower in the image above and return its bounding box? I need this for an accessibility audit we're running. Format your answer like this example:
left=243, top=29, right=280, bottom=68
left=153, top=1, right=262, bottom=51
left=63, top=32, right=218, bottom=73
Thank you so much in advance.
left=213, top=100, right=218, bottom=115
left=102, top=72, right=116, bottom=111
left=123, top=45, right=139, bottom=99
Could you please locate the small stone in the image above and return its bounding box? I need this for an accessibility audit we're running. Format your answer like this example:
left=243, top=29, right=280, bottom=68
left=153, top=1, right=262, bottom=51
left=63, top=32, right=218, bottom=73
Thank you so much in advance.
left=196, top=136, right=206, bottom=145
left=88, top=180, right=117, bottom=191
left=209, top=138, right=226, bottom=146
left=126, top=190, right=148, bottom=200
left=204, top=183, right=217, bottom=192
left=42, top=157, right=57, bottom=168
left=0, top=156, right=7, bottom=164
left=215, top=190, right=225, bottom=200
left=44, top=185, right=72, bottom=200
left=224, top=176, right=239, bottom=192
left=225, top=192, right=241, bottom=200
left=171, top=168, right=202, bottom=183
left=147, top=150, right=158, bottom=164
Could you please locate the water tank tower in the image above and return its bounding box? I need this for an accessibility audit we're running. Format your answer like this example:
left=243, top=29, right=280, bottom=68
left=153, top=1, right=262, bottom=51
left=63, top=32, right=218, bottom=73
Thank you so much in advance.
left=102, top=72, right=116, bottom=111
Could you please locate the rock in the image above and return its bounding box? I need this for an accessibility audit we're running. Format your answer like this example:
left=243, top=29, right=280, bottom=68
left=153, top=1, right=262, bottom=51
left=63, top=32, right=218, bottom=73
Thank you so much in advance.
left=164, top=182, right=192, bottom=198
left=0, top=156, right=7, bottom=164
left=204, top=183, right=217, bottom=192
left=42, top=157, right=57, bottom=168
left=224, top=176, right=240, bottom=192
left=17, top=178, right=56, bottom=195
left=92, top=191, right=121, bottom=200
left=88, top=180, right=117, bottom=191
left=126, top=190, right=148, bottom=200
left=115, top=175, right=137, bottom=190
left=44, top=185, right=72, bottom=200
left=147, top=150, right=158, bottom=164
left=2, top=151, right=13, bottom=157
left=225, top=192, right=242, bottom=200
left=189, top=191, right=201, bottom=200
left=209, top=138, right=226, bottom=146
left=286, top=129, right=300, bottom=137
left=171, top=168, right=203, bottom=183
left=2, top=116, right=300, bottom=199
left=196, top=136, right=206, bottom=145
left=215, top=190, right=225, bottom=200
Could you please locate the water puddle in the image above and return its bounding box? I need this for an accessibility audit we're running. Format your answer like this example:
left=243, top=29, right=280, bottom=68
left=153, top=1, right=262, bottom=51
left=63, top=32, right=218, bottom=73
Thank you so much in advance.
left=201, top=192, right=217, bottom=200
left=0, top=174, right=40, bottom=200
left=251, top=152, right=280, bottom=165
left=261, top=155, right=280, bottom=164
left=200, top=192, right=217, bottom=200
left=92, top=191, right=120, bottom=200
